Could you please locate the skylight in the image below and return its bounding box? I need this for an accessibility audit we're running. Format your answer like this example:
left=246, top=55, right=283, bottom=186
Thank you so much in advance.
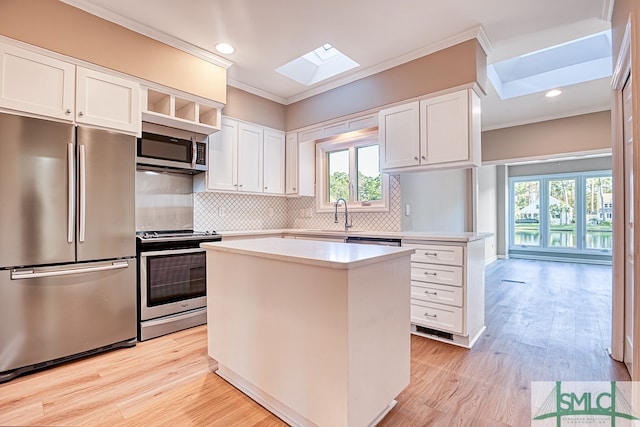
left=275, top=44, right=359, bottom=86
left=488, top=30, right=612, bottom=100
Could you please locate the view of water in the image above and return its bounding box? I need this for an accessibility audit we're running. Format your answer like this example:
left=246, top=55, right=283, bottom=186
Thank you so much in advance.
left=514, top=230, right=612, bottom=250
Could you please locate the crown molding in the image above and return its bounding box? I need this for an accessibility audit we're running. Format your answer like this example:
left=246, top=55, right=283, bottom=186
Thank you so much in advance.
left=227, top=79, right=288, bottom=105
left=60, top=0, right=233, bottom=69
left=602, top=0, right=615, bottom=22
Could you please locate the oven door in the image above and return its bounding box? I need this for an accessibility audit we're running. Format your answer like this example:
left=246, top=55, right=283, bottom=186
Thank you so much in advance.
left=139, top=248, right=207, bottom=321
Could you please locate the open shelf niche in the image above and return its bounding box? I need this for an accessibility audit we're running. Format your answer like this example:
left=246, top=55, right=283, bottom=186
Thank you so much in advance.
left=142, top=86, right=223, bottom=134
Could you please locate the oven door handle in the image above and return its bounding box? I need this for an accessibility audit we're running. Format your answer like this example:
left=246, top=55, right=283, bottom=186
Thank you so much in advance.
left=140, top=248, right=205, bottom=257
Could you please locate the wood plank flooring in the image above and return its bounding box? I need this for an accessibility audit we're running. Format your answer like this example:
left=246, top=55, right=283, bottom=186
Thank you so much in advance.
left=0, top=259, right=629, bottom=426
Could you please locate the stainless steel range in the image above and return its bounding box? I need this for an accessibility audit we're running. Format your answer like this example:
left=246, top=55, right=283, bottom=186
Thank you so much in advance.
left=136, top=230, right=222, bottom=341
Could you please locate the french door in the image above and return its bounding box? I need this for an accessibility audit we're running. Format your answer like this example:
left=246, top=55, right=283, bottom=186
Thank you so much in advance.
left=511, top=173, right=613, bottom=255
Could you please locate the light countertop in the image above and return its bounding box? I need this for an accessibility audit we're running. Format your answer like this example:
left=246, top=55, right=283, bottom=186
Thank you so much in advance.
left=215, top=228, right=491, bottom=242
left=201, top=237, right=415, bottom=269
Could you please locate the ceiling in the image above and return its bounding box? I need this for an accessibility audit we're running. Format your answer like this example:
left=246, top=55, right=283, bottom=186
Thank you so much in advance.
left=63, top=0, right=614, bottom=131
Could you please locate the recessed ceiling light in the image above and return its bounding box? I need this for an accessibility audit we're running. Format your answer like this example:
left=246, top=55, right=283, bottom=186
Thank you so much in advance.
left=215, top=43, right=235, bottom=54
left=545, top=89, right=563, bottom=98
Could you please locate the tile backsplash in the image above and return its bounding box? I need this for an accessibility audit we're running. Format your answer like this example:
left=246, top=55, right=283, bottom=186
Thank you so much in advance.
left=194, top=175, right=401, bottom=232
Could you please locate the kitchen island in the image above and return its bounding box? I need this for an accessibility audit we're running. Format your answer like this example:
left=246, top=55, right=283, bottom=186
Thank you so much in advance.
left=201, top=237, right=414, bottom=427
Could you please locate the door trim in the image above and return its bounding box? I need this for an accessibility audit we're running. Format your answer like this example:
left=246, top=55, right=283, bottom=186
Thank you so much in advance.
left=611, top=11, right=639, bottom=380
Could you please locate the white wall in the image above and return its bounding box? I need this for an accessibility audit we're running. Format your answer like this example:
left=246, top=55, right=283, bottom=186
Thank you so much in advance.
left=477, top=165, right=498, bottom=263
left=400, top=169, right=470, bottom=232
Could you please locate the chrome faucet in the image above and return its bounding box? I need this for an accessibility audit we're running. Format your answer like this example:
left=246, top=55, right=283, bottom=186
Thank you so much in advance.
left=334, top=198, right=352, bottom=231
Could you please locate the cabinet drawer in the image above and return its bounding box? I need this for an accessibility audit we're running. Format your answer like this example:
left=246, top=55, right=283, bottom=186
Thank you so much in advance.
left=404, top=243, right=463, bottom=266
left=411, top=300, right=463, bottom=334
left=411, top=282, right=462, bottom=307
left=411, top=264, right=462, bottom=287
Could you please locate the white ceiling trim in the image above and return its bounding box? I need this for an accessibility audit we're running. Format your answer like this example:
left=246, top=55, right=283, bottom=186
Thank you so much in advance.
left=281, top=25, right=492, bottom=105
left=60, top=0, right=233, bottom=69
left=227, top=79, right=288, bottom=105
left=602, top=0, right=615, bottom=22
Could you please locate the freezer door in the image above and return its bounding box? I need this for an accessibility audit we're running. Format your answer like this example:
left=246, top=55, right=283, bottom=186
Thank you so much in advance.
left=0, top=259, right=136, bottom=374
left=0, top=113, right=76, bottom=268
left=77, top=127, right=135, bottom=261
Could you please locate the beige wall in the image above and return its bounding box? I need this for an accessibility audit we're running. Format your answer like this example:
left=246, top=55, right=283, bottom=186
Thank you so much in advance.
left=400, top=169, right=471, bottom=232
left=481, top=111, right=611, bottom=163
left=224, top=86, right=285, bottom=130
left=0, top=0, right=226, bottom=104
left=285, top=39, right=486, bottom=131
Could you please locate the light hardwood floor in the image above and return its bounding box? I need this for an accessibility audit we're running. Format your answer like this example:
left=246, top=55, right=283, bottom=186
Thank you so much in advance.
left=0, top=259, right=629, bottom=426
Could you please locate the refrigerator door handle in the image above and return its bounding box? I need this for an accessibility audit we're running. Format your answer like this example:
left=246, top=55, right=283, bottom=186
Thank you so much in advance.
left=79, top=144, right=86, bottom=243
left=11, top=261, right=129, bottom=280
left=67, top=143, right=74, bottom=244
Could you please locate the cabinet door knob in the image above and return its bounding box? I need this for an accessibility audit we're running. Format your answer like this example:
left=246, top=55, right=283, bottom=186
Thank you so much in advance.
left=293, top=187, right=296, bottom=191
left=264, top=186, right=268, bottom=190
left=414, top=156, right=419, bottom=161
left=78, top=111, right=84, bottom=117
left=239, top=184, right=243, bottom=187
left=421, top=155, right=426, bottom=160
left=65, top=109, right=71, bottom=115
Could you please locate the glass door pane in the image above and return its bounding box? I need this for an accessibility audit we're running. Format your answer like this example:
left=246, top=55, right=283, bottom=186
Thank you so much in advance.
left=513, top=180, right=541, bottom=246
left=585, top=176, right=613, bottom=250
left=547, top=179, right=576, bottom=248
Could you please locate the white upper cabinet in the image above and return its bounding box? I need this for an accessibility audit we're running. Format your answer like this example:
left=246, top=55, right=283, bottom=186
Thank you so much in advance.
left=0, top=43, right=75, bottom=121
left=263, top=129, right=285, bottom=194
left=379, top=89, right=481, bottom=173
left=76, top=67, right=140, bottom=135
left=208, top=117, right=238, bottom=191
left=237, top=122, right=264, bottom=193
left=207, top=117, right=284, bottom=195
left=285, top=132, right=298, bottom=195
left=0, top=42, right=141, bottom=135
left=379, top=101, right=420, bottom=169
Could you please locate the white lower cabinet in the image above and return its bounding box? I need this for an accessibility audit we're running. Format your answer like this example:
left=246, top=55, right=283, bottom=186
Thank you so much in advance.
left=403, top=238, right=485, bottom=348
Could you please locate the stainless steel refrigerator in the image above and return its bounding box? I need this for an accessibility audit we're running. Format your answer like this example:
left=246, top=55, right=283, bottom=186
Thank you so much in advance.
left=0, top=112, right=137, bottom=383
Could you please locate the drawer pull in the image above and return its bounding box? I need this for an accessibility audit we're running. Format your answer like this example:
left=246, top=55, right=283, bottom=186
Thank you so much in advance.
left=424, top=252, right=438, bottom=257
left=424, top=272, right=438, bottom=276
left=424, top=312, right=438, bottom=319
left=424, top=291, right=438, bottom=296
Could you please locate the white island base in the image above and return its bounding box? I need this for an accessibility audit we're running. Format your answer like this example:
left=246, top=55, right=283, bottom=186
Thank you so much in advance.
left=202, top=238, right=413, bottom=427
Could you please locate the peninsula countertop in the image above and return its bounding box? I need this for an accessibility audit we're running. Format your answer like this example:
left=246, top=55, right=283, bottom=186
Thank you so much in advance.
left=201, top=237, right=415, bottom=269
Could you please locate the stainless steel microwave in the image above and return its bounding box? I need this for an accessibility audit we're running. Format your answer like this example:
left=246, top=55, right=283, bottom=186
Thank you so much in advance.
left=136, top=131, right=207, bottom=174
